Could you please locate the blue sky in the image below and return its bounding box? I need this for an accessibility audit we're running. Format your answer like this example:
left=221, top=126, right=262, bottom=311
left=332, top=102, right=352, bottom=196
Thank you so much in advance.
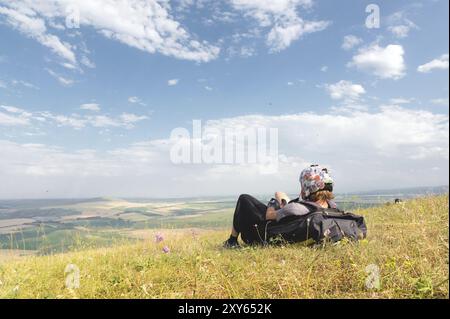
left=0, top=0, right=449, bottom=198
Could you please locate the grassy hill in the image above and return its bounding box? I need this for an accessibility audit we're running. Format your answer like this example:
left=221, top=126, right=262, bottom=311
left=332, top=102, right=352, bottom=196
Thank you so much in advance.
left=0, top=195, right=448, bottom=299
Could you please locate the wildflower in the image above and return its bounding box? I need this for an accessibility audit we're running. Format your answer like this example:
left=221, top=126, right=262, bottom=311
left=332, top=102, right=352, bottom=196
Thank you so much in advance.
left=155, top=233, right=164, bottom=243
left=162, top=246, right=170, bottom=254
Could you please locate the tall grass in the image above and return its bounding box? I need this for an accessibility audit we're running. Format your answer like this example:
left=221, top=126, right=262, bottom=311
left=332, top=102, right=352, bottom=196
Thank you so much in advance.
left=0, top=195, right=448, bottom=299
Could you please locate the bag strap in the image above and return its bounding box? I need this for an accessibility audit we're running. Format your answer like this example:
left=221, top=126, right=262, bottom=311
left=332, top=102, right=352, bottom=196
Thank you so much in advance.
left=289, top=197, right=345, bottom=215
left=288, top=198, right=319, bottom=212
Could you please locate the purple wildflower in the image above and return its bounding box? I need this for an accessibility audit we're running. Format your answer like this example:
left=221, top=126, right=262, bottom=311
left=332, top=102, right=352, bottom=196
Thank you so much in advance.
left=155, top=233, right=164, bottom=243
left=162, top=246, right=170, bottom=254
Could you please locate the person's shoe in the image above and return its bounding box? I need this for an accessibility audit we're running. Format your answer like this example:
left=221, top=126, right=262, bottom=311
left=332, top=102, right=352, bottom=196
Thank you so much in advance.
left=223, top=236, right=240, bottom=249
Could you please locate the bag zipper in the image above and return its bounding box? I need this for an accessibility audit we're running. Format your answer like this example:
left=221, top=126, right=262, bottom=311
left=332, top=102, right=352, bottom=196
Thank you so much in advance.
left=264, top=221, right=271, bottom=243
left=306, top=217, right=311, bottom=240
left=254, top=224, right=266, bottom=245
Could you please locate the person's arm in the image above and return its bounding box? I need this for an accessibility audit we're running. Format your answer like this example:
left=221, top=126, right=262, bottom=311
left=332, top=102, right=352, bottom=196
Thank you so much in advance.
left=266, top=191, right=290, bottom=220
left=266, top=206, right=277, bottom=220
left=267, top=203, right=311, bottom=222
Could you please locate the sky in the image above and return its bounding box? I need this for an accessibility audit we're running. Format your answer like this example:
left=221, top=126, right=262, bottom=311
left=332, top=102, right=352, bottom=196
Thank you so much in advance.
left=0, top=0, right=449, bottom=199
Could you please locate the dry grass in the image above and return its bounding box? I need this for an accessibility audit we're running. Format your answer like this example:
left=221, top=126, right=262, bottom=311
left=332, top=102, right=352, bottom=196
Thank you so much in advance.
left=0, top=195, right=448, bottom=299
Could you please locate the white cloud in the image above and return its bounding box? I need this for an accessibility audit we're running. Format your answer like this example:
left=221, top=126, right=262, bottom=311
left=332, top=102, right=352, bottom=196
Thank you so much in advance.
left=342, top=35, right=362, bottom=50
left=204, top=86, right=213, bottom=91
left=348, top=44, right=406, bottom=80
left=230, top=0, right=330, bottom=52
left=11, top=79, right=39, bottom=90
left=128, top=96, right=140, bottom=103
left=80, top=56, right=96, bottom=69
left=0, top=5, right=76, bottom=64
left=389, top=98, right=414, bottom=105
left=324, top=80, right=366, bottom=102
left=320, top=65, right=328, bottom=72
left=46, top=69, right=74, bottom=86
left=430, top=98, right=449, bottom=106
left=239, top=46, right=256, bottom=57
left=0, top=105, right=448, bottom=198
left=266, top=19, right=329, bottom=52
left=42, top=113, right=86, bottom=130
left=45, top=113, right=149, bottom=129
left=387, top=11, right=418, bottom=39
left=388, top=25, right=411, bottom=38
left=0, top=79, right=39, bottom=91
left=118, top=113, right=149, bottom=127
left=226, top=45, right=256, bottom=59
left=417, top=54, right=449, bottom=73
left=0, top=0, right=220, bottom=64
left=0, top=112, right=30, bottom=126
left=127, top=96, right=146, bottom=106
left=0, top=105, right=32, bottom=126
left=61, top=62, right=78, bottom=70
left=168, top=79, right=179, bottom=86
left=1, top=105, right=32, bottom=116
left=0, top=105, right=148, bottom=130
left=80, top=103, right=101, bottom=112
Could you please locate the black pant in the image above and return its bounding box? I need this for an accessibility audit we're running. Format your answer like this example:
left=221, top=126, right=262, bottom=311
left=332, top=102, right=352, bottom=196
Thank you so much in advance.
left=232, top=194, right=268, bottom=244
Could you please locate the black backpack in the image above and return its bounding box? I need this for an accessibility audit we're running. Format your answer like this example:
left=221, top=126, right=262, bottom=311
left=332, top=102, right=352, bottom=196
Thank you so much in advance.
left=262, top=199, right=367, bottom=245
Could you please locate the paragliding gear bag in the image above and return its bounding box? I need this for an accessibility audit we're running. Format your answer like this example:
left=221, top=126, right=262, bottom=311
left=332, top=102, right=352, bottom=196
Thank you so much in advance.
left=243, top=199, right=367, bottom=245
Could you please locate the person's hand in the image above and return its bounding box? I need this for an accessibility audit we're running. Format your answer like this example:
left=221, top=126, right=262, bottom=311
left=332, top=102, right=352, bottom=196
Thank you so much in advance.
left=275, top=191, right=290, bottom=208
left=266, top=207, right=277, bottom=220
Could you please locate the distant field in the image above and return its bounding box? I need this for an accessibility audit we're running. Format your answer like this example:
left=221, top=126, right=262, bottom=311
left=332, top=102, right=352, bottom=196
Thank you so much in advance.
left=0, top=198, right=236, bottom=254
left=0, top=194, right=448, bottom=299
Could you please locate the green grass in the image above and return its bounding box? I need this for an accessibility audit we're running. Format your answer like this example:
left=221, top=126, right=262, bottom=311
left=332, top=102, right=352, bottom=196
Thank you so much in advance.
left=0, top=225, right=130, bottom=254
left=0, top=209, right=233, bottom=254
left=0, top=195, right=448, bottom=299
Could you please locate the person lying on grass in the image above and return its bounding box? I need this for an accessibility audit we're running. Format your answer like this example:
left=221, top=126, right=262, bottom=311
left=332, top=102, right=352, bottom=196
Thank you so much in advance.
left=223, top=164, right=336, bottom=248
